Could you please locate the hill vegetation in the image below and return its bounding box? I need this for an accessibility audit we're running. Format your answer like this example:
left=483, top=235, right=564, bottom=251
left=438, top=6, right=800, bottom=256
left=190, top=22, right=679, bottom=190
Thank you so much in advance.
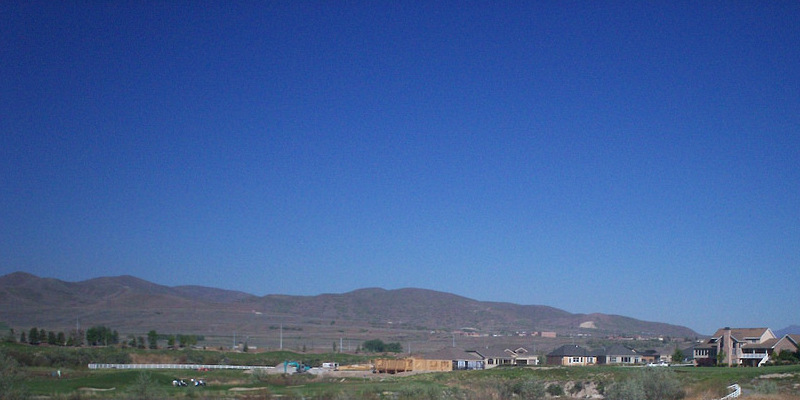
left=0, top=272, right=698, bottom=344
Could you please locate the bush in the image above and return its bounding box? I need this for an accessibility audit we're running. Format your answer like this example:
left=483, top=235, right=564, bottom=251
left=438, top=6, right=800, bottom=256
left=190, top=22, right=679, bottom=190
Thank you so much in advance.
left=606, top=367, right=684, bottom=400
left=503, top=379, right=545, bottom=399
left=569, top=381, right=584, bottom=395
left=753, top=380, right=778, bottom=395
left=128, top=371, right=163, bottom=400
left=546, top=383, right=564, bottom=396
left=0, top=350, right=29, bottom=400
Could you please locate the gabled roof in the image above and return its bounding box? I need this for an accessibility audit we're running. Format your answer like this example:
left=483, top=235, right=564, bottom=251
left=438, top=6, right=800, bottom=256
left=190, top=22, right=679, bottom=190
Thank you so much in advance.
left=548, top=344, right=591, bottom=357
left=742, top=338, right=780, bottom=350
left=787, top=335, right=800, bottom=346
left=710, top=328, right=774, bottom=342
left=475, top=345, right=530, bottom=359
left=597, top=344, right=638, bottom=356
left=422, top=347, right=483, bottom=361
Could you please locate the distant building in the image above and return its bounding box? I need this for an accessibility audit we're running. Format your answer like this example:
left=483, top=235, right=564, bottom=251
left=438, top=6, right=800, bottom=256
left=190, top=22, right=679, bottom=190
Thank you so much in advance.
left=595, top=344, right=641, bottom=365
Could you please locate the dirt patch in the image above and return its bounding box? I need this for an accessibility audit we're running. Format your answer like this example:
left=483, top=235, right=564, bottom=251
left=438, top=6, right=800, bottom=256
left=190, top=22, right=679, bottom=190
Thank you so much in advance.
left=130, top=353, right=176, bottom=364
left=78, top=387, right=116, bottom=392
left=229, top=387, right=270, bottom=392
left=759, top=373, right=796, bottom=379
left=579, top=321, right=597, bottom=329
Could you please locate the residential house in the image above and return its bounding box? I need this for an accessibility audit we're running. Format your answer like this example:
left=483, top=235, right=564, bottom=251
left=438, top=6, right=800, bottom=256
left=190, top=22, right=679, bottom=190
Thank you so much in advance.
left=546, top=344, right=595, bottom=366
left=478, top=345, right=539, bottom=368
left=420, top=347, right=485, bottom=371
left=638, top=349, right=662, bottom=364
left=595, top=344, right=641, bottom=365
left=693, top=327, right=798, bottom=367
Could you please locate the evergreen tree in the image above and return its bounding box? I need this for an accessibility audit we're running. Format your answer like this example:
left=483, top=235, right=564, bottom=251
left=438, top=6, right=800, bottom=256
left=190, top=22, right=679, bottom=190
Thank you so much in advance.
left=29, top=327, right=40, bottom=345
left=47, top=331, right=57, bottom=345
left=147, top=330, right=158, bottom=349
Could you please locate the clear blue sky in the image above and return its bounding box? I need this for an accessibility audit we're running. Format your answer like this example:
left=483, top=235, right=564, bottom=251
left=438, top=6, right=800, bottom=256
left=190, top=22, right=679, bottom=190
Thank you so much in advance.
left=2, top=1, right=798, bottom=335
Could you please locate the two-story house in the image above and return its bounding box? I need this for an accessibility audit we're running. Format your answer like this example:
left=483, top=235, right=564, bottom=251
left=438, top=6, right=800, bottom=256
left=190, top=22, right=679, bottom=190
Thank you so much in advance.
left=694, top=327, right=798, bottom=367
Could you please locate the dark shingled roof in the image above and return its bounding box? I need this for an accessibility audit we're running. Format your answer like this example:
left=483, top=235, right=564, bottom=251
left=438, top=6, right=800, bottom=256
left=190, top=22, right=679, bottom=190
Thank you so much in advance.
left=548, top=344, right=591, bottom=357
left=596, top=344, right=638, bottom=356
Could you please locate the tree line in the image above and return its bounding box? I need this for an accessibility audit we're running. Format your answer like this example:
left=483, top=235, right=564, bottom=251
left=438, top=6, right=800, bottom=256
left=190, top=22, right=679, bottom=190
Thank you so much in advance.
left=5, top=327, right=202, bottom=349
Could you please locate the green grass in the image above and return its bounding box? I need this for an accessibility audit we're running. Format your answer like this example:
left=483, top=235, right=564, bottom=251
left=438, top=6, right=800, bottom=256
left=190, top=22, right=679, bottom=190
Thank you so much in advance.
left=5, top=342, right=800, bottom=399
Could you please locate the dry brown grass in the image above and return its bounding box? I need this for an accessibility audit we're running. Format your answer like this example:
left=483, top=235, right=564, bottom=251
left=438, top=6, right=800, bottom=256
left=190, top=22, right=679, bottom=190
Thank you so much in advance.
left=129, top=352, right=176, bottom=364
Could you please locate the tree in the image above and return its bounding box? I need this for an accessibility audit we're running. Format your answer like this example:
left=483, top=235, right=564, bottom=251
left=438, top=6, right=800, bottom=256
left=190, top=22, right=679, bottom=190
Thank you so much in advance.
left=56, top=331, right=66, bottom=346
left=716, top=350, right=726, bottom=366
left=362, top=339, right=403, bottom=353
left=86, top=326, right=116, bottom=346
left=19, top=331, right=26, bottom=344
left=28, top=327, right=40, bottom=345
left=67, top=329, right=84, bottom=346
left=672, top=347, right=685, bottom=363
left=363, top=339, right=386, bottom=352
left=47, top=331, right=57, bottom=345
left=147, top=330, right=158, bottom=349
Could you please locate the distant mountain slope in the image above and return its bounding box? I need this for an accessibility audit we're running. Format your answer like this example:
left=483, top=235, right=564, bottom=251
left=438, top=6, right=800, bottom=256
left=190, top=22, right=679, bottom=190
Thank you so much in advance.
left=0, top=272, right=698, bottom=337
left=775, top=325, right=800, bottom=337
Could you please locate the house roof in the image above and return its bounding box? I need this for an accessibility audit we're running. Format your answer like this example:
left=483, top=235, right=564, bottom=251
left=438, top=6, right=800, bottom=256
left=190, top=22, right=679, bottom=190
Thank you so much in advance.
left=742, top=338, right=780, bottom=350
left=421, top=347, right=483, bottom=361
left=548, top=344, right=591, bottom=357
left=475, top=345, right=530, bottom=359
left=597, top=344, right=638, bottom=356
left=710, top=328, right=774, bottom=342
left=787, top=335, right=800, bottom=346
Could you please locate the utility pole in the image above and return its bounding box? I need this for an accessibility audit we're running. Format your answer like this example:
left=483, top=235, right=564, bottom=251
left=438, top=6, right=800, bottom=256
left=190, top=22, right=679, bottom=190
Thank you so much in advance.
left=279, top=324, right=283, bottom=350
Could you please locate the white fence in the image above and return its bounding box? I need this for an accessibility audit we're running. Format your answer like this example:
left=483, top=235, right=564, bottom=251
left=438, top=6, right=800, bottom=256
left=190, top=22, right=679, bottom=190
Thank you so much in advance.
left=719, top=384, right=741, bottom=400
left=88, top=363, right=274, bottom=370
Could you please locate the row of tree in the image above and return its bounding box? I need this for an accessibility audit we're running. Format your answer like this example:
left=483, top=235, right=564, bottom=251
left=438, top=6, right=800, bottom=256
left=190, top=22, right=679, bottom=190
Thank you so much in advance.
left=8, top=327, right=202, bottom=350
left=16, top=327, right=85, bottom=347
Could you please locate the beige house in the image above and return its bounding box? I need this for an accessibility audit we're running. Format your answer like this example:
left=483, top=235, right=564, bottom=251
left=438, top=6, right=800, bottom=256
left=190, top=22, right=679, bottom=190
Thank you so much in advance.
left=546, top=344, right=595, bottom=366
left=694, top=327, right=798, bottom=367
left=478, top=345, right=539, bottom=367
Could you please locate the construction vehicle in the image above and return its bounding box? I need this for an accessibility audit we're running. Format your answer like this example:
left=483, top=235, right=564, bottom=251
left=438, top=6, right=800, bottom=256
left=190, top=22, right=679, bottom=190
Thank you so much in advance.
left=283, top=361, right=310, bottom=373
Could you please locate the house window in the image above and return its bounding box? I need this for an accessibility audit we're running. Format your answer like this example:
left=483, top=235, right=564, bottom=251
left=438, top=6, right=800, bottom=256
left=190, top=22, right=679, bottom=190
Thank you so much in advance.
left=611, top=357, right=617, bottom=363
left=622, top=357, right=631, bottom=363
left=572, top=357, right=581, bottom=363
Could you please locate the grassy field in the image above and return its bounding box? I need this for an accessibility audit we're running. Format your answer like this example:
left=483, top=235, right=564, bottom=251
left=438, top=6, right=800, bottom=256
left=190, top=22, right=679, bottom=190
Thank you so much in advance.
left=4, top=343, right=800, bottom=399
left=14, top=364, right=800, bottom=399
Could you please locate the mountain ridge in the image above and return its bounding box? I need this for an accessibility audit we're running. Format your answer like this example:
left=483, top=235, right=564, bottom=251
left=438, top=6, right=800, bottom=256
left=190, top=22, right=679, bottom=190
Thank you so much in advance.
left=0, top=272, right=698, bottom=338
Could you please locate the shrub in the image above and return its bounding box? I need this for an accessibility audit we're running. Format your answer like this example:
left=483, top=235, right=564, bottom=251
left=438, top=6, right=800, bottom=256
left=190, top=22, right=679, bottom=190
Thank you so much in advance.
left=546, top=383, right=564, bottom=396
left=0, top=350, right=30, bottom=400
left=606, top=367, right=684, bottom=400
left=753, top=380, right=778, bottom=395
left=503, top=379, right=545, bottom=399
left=569, top=381, right=584, bottom=395
left=129, top=371, right=166, bottom=400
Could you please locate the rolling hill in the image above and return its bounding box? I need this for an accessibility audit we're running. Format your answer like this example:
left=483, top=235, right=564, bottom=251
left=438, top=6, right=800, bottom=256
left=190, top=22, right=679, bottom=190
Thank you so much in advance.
left=0, top=272, right=698, bottom=340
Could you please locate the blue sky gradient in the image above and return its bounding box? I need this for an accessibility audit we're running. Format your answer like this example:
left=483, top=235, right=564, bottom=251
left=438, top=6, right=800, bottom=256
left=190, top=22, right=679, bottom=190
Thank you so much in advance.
left=2, top=1, right=798, bottom=334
